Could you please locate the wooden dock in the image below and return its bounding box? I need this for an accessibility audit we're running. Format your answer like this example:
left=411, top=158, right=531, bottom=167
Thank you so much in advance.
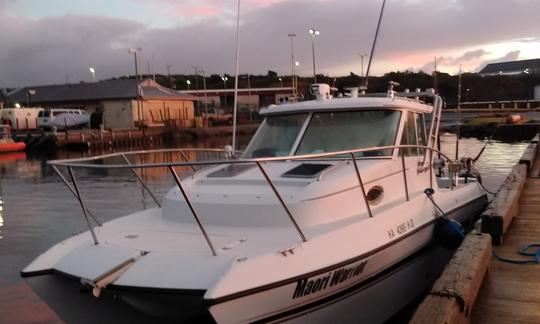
left=411, top=135, right=540, bottom=324
left=470, top=150, right=540, bottom=323
left=13, top=123, right=260, bottom=150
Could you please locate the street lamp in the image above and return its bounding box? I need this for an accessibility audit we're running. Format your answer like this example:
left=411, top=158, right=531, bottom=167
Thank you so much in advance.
left=308, top=28, right=320, bottom=83
left=198, top=67, right=209, bottom=117
left=89, top=67, right=96, bottom=82
left=294, top=61, right=300, bottom=98
left=128, top=47, right=143, bottom=127
left=26, top=89, right=36, bottom=107
left=186, top=80, right=191, bottom=90
left=222, top=76, right=229, bottom=107
left=222, top=76, right=228, bottom=88
left=358, top=53, right=367, bottom=79
left=278, top=77, right=283, bottom=88
left=288, top=33, right=296, bottom=96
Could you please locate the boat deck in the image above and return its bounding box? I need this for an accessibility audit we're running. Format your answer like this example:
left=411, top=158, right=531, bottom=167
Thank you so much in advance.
left=470, top=149, right=540, bottom=323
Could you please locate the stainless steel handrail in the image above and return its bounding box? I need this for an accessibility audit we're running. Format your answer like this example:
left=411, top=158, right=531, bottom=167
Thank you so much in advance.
left=121, top=154, right=162, bottom=207
left=48, top=145, right=453, bottom=169
left=49, top=145, right=457, bottom=255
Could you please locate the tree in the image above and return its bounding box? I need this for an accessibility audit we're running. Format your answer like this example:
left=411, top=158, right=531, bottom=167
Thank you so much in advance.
left=267, top=70, right=278, bottom=78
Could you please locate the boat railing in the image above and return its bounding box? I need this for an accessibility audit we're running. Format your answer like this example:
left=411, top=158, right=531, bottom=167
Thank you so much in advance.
left=48, top=145, right=457, bottom=255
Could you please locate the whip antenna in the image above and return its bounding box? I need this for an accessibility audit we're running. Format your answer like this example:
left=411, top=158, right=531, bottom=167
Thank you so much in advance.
left=362, top=0, right=387, bottom=90
left=232, top=0, right=241, bottom=153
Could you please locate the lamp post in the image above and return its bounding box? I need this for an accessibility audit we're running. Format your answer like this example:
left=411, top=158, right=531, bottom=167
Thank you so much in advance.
left=26, top=89, right=36, bottom=107
left=166, top=64, right=173, bottom=88
left=278, top=77, right=283, bottom=88
left=89, top=67, right=96, bottom=82
left=192, top=66, right=200, bottom=114
left=288, top=33, right=296, bottom=97
left=128, top=47, right=143, bottom=127
left=186, top=80, right=191, bottom=91
left=358, top=53, right=367, bottom=79
left=247, top=73, right=251, bottom=112
left=308, top=28, right=320, bottom=83
left=222, top=76, right=228, bottom=107
left=200, top=67, right=208, bottom=117
left=222, top=75, right=228, bottom=88
left=294, top=61, right=300, bottom=98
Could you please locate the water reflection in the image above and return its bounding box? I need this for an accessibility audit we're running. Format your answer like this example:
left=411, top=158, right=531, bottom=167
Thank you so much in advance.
left=439, top=133, right=528, bottom=194
left=0, top=184, right=3, bottom=240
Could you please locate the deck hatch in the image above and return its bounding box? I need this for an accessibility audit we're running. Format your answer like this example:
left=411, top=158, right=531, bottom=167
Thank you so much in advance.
left=282, top=163, right=332, bottom=178
left=207, top=164, right=256, bottom=178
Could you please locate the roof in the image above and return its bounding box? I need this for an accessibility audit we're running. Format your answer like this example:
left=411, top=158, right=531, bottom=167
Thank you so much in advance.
left=178, top=87, right=294, bottom=96
left=260, top=96, right=433, bottom=115
left=478, top=58, right=540, bottom=75
left=6, top=79, right=198, bottom=104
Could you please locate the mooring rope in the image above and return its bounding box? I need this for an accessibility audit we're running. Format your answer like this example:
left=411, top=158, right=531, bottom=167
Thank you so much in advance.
left=492, top=244, right=540, bottom=264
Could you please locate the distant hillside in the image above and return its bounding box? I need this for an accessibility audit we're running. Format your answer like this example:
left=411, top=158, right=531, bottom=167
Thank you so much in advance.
left=120, top=70, right=540, bottom=107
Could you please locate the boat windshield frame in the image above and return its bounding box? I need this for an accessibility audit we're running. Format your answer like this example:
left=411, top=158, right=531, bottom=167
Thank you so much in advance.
left=243, top=108, right=403, bottom=159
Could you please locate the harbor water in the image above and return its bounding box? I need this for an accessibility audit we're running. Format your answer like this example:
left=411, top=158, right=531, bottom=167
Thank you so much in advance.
left=0, top=134, right=529, bottom=322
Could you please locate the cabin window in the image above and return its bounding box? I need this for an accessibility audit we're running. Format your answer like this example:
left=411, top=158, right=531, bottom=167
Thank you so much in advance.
left=400, top=112, right=418, bottom=156
left=244, top=113, right=308, bottom=157
left=296, top=110, right=401, bottom=157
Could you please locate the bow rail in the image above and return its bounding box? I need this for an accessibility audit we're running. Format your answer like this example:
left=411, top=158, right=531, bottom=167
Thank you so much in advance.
left=49, top=145, right=458, bottom=255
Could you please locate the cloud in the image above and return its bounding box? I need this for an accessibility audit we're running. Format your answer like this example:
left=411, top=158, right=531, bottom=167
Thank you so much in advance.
left=417, top=49, right=490, bottom=73
left=454, top=49, right=489, bottom=63
left=475, top=50, right=521, bottom=72
left=0, top=0, right=539, bottom=87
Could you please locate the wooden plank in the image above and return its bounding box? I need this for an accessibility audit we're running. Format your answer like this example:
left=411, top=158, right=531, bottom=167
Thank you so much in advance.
left=481, top=164, right=527, bottom=245
left=409, top=232, right=492, bottom=324
left=519, top=142, right=538, bottom=173
left=471, top=157, right=540, bottom=323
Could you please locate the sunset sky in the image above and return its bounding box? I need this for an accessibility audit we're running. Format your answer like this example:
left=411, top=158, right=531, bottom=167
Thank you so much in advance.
left=0, top=0, right=539, bottom=87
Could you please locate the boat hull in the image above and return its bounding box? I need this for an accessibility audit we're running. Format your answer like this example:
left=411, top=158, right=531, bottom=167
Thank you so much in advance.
left=208, top=195, right=486, bottom=323
left=23, top=273, right=213, bottom=324
left=23, top=195, right=486, bottom=324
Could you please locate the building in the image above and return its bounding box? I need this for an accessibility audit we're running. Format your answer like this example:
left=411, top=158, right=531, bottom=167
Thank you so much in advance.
left=478, top=58, right=540, bottom=76
left=5, top=79, right=198, bottom=129
left=178, top=87, right=295, bottom=112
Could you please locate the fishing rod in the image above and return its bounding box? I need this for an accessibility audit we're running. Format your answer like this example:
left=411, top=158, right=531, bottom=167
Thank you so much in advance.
left=455, top=65, right=461, bottom=160
left=473, top=124, right=501, bottom=162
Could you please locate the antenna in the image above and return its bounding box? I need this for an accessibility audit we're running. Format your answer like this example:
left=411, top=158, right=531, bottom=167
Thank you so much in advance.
left=232, top=0, right=241, bottom=153
left=362, top=0, right=387, bottom=90
left=433, top=57, right=438, bottom=93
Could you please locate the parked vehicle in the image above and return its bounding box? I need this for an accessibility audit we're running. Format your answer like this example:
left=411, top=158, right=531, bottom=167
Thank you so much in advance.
left=1, top=107, right=43, bottom=130
left=202, top=108, right=233, bottom=126
left=38, top=108, right=90, bottom=130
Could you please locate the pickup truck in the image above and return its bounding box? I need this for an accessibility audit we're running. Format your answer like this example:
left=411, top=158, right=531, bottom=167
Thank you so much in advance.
left=202, top=108, right=233, bottom=126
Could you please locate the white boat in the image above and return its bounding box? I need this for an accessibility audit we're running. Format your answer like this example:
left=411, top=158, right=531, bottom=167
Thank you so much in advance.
left=22, top=84, right=487, bottom=323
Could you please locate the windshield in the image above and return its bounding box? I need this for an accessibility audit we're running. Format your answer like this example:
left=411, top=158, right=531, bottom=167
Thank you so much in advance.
left=244, top=113, right=308, bottom=157
left=296, top=110, right=401, bottom=156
